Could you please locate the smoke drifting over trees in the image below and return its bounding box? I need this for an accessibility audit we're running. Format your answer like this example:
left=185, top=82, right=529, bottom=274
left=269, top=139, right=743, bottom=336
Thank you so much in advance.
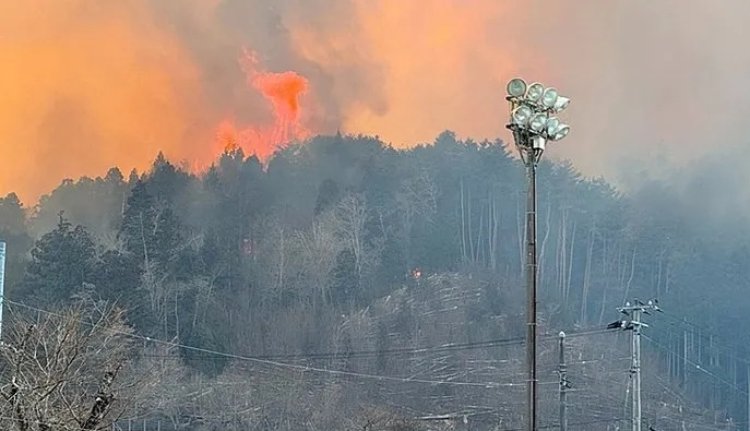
left=1, top=133, right=749, bottom=429
left=4, top=1, right=750, bottom=201
left=3, top=1, right=750, bottom=428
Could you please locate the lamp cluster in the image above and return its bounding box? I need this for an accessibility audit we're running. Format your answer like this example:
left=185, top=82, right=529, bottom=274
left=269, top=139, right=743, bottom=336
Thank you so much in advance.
left=506, top=78, right=571, bottom=153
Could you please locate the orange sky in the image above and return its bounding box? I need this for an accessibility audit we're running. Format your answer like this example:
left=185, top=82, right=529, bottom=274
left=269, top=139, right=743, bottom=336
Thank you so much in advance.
left=0, top=2, right=206, bottom=203
left=3, top=1, right=750, bottom=203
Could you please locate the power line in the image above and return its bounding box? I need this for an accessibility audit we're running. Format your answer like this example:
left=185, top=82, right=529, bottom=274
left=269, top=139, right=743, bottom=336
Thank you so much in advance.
left=144, top=326, right=619, bottom=363
left=1, top=300, right=731, bottom=430
left=4, top=298, right=618, bottom=361
left=6, top=299, right=527, bottom=361
left=659, top=311, right=750, bottom=366
left=0, top=299, right=652, bottom=430
left=2, top=299, right=544, bottom=389
left=642, top=334, right=748, bottom=396
left=562, top=327, right=622, bottom=339
left=140, top=336, right=527, bottom=362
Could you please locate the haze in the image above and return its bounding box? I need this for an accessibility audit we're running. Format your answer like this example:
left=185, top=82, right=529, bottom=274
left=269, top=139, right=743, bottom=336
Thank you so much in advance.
left=1, top=0, right=749, bottom=202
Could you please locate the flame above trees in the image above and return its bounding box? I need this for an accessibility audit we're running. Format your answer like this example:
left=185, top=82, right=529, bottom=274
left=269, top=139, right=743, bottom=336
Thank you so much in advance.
left=213, top=51, right=310, bottom=161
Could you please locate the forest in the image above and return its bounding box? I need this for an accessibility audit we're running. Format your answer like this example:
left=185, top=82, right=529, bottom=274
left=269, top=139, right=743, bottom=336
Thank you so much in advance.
left=1, top=132, right=749, bottom=430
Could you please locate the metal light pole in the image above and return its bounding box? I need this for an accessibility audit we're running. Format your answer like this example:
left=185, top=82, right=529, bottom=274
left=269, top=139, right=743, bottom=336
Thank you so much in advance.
left=505, top=78, right=571, bottom=431
left=519, top=125, right=540, bottom=431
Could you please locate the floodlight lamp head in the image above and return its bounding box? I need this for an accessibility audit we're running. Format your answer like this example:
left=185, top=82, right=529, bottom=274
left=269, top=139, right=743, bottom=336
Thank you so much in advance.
left=551, top=124, right=570, bottom=141
left=529, top=113, right=547, bottom=133
left=554, top=96, right=570, bottom=112
left=545, top=117, right=560, bottom=137
left=511, top=105, right=533, bottom=127
left=525, top=82, right=545, bottom=103
left=541, top=87, right=559, bottom=109
left=507, top=78, right=527, bottom=98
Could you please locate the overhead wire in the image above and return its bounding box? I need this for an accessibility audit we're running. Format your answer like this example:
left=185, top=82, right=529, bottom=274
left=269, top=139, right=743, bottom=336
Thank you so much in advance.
left=2, top=299, right=546, bottom=389
left=0, top=298, right=636, bottom=427
left=3, top=298, right=741, bottom=430
left=642, top=333, right=748, bottom=396
left=658, top=311, right=750, bottom=366
left=3, top=298, right=618, bottom=361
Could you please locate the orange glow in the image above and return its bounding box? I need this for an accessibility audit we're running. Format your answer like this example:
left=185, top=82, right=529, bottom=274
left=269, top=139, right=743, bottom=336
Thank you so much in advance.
left=0, top=1, right=209, bottom=204
left=214, top=120, right=240, bottom=153
left=1, top=0, right=744, bottom=207
left=211, top=52, right=310, bottom=161
left=244, top=51, right=307, bottom=128
left=287, top=1, right=527, bottom=146
left=0, top=1, right=542, bottom=203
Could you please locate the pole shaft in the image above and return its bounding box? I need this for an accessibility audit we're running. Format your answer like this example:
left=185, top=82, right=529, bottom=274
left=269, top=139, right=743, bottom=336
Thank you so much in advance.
left=616, top=300, right=659, bottom=431
left=525, top=146, right=538, bottom=431
left=632, top=308, right=642, bottom=431
left=559, top=332, right=567, bottom=431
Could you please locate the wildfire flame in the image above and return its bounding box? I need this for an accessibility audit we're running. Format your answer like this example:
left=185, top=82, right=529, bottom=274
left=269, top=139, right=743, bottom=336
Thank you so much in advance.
left=213, top=51, right=310, bottom=160
left=0, top=0, right=549, bottom=203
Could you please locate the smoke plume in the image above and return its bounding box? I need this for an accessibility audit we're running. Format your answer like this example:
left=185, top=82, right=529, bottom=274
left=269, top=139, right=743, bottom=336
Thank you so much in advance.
left=2, top=0, right=750, bottom=203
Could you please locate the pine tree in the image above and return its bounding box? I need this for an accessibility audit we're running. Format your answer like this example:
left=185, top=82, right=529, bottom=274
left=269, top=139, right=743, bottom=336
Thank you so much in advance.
left=0, top=193, right=32, bottom=292
left=0, top=193, right=25, bottom=235
left=118, top=180, right=183, bottom=270
left=23, top=213, right=96, bottom=303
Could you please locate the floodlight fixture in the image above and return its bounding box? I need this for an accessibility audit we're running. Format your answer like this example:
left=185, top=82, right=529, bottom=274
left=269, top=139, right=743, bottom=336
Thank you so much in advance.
left=512, top=105, right=533, bottom=126
left=529, top=113, right=548, bottom=133
left=553, top=96, right=570, bottom=112
left=551, top=124, right=570, bottom=141
left=507, top=78, right=527, bottom=98
left=541, top=87, right=559, bottom=109
left=546, top=117, right=560, bottom=137
left=525, top=82, right=545, bottom=103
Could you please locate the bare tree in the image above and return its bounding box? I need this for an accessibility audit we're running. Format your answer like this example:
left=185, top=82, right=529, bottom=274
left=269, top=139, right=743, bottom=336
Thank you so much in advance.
left=254, top=218, right=292, bottom=306
left=295, top=210, right=344, bottom=305
left=0, top=302, right=143, bottom=431
left=335, top=194, right=368, bottom=288
left=395, top=172, right=437, bottom=271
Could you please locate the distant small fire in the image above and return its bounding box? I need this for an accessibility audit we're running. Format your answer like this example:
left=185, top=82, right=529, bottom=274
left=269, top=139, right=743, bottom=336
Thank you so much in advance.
left=213, top=50, right=310, bottom=160
left=411, top=268, right=422, bottom=280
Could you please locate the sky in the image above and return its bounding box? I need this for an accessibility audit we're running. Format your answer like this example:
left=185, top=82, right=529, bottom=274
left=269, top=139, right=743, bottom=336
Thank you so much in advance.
left=1, top=0, right=750, bottom=203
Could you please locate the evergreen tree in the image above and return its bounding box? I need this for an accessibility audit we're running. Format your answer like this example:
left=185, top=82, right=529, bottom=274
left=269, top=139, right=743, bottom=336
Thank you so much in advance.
left=118, top=180, right=182, bottom=270
left=0, top=193, right=32, bottom=292
left=94, top=249, right=154, bottom=331
left=0, top=192, right=25, bottom=235
left=22, top=214, right=96, bottom=303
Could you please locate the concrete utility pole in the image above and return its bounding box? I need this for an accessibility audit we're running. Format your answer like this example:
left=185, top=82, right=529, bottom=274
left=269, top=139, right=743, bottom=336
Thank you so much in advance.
left=558, top=331, right=569, bottom=431
left=631, top=306, right=643, bottom=431
left=617, top=300, right=661, bottom=431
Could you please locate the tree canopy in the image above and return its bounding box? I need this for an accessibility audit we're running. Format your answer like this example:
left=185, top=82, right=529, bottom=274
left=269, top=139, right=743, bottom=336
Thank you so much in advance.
left=0, top=132, right=747, bottom=429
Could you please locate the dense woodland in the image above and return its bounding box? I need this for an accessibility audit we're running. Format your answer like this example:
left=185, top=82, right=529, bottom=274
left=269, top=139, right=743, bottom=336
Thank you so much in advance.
left=1, top=132, right=749, bottom=430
